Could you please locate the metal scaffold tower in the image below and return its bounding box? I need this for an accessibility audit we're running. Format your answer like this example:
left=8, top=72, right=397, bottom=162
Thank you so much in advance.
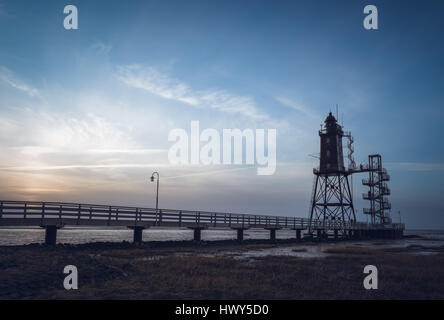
left=362, top=154, right=392, bottom=224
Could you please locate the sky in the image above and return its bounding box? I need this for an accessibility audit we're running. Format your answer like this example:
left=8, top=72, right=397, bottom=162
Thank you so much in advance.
left=0, top=0, right=443, bottom=229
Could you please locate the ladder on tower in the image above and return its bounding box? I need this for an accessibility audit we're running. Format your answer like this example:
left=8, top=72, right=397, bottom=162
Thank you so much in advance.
left=362, top=154, right=392, bottom=225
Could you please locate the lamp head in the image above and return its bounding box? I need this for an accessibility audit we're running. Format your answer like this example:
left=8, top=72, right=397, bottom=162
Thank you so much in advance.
left=150, top=176, right=154, bottom=182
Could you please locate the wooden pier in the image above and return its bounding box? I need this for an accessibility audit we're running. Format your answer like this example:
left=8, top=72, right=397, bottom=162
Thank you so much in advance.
left=0, top=200, right=404, bottom=245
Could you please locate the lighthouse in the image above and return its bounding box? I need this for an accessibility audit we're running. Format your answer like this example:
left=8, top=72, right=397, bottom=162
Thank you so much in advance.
left=308, top=112, right=356, bottom=236
left=319, top=112, right=346, bottom=173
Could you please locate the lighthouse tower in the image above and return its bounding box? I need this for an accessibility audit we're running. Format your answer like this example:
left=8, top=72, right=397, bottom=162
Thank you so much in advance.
left=308, top=112, right=356, bottom=235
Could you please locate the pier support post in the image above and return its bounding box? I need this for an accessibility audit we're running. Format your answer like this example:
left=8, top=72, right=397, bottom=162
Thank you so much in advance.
left=334, top=229, right=338, bottom=240
left=127, top=226, right=147, bottom=244
left=265, top=228, right=279, bottom=241
left=44, top=225, right=58, bottom=246
left=189, top=227, right=206, bottom=241
left=232, top=228, right=247, bottom=241
left=316, top=229, right=322, bottom=240
left=237, top=228, right=243, bottom=241
left=270, top=229, right=276, bottom=241
left=194, top=228, right=201, bottom=241
left=133, top=226, right=144, bottom=244
left=296, top=229, right=301, bottom=240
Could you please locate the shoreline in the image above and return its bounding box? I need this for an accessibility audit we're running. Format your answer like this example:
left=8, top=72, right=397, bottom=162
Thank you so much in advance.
left=0, top=234, right=422, bottom=251
left=1, top=225, right=434, bottom=247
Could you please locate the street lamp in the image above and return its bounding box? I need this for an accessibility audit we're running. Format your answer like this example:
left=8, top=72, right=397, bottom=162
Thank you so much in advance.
left=398, top=210, right=402, bottom=224
left=150, top=172, right=159, bottom=212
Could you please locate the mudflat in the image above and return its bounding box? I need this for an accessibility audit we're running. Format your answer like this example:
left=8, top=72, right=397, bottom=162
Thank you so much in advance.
left=1, top=239, right=443, bottom=299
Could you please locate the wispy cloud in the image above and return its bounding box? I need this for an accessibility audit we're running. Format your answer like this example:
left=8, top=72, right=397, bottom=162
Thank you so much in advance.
left=163, top=167, right=250, bottom=180
left=0, top=163, right=170, bottom=172
left=0, top=66, right=39, bottom=97
left=116, top=65, right=268, bottom=120
left=0, top=106, right=166, bottom=171
left=15, top=146, right=167, bottom=157
left=276, top=96, right=318, bottom=119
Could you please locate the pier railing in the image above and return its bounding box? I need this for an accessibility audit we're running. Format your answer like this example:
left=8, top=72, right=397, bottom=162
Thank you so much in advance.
left=0, top=200, right=309, bottom=229
left=0, top=200, right=404, bottom=231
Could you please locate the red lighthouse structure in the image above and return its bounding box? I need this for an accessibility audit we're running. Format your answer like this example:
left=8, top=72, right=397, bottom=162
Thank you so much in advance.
left=308, top=112, right=356, bottom=236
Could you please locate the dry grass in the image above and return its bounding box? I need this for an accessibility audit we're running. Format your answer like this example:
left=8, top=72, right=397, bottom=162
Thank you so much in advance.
left=1, top=242, right=444, bottom=299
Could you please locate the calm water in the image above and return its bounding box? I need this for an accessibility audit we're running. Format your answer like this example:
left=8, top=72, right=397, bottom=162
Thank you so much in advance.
left=0, top=227, right=443, bottom=248
left=0, top=227, right=301, bottom=246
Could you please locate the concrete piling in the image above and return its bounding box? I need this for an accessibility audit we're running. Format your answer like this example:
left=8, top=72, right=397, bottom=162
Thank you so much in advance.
left=133, top=226, right=144, bottom=244
left=264, top=228, right=280, bottom=241
left=296, top=229, right=301, bottom=240
left=127, top=226, right=146, bottom=244
left=194, top=228, right=201, bottom=241
left=270, top=229, right=276, bottom=241
left=189, top=227, right=206, bottom=241
left=237, top=228, right=243, bottom=241
left=44, top=225, right=58, bottom=246
left=232, top=228, right=247, bottom=241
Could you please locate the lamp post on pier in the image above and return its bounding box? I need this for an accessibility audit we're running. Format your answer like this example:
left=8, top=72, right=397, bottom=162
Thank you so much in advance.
left=150, top=172, right=159, bottom=212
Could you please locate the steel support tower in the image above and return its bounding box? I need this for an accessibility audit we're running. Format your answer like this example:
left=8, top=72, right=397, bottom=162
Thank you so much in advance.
left=308, top=113, right=356, bottom=235
left=362, top=154, right=392, bottom=224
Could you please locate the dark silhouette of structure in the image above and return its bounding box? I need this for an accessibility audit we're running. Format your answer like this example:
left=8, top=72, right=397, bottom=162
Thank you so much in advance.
left=0, top=199, right=403, bottom=245
left=362, top=154, right=391, bottom=224
left=308, top=113, right=355, bottom=236
left=308, top=112, right=394, bottom=236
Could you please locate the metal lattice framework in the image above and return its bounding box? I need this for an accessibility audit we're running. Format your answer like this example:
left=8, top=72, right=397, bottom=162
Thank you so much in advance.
left=308, top=173, right=356, bottom=234
left=362, top=154, right=391, bottom=224
left=307, top=113, right=358, bottom=235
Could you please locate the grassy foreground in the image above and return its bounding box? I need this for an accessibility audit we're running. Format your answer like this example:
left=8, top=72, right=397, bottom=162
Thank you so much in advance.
left=1, top=240, right=444, bottom=299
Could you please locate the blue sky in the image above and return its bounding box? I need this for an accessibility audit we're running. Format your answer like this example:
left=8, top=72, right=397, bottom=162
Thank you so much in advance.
left=0, top=0, right=443, bottom=229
